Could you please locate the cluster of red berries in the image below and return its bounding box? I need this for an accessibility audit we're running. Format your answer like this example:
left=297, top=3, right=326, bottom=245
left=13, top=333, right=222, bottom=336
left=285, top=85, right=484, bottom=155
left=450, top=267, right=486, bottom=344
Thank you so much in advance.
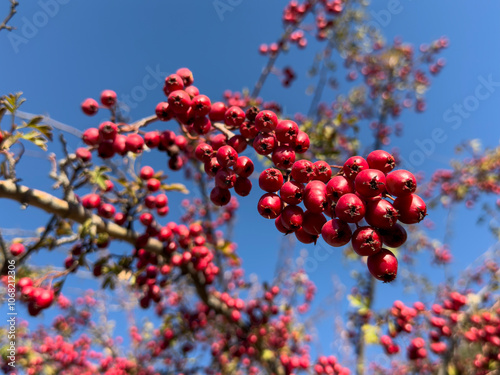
left=257, top=148, right=426, bottom=282
left=16, top=277, right=55, bottom=316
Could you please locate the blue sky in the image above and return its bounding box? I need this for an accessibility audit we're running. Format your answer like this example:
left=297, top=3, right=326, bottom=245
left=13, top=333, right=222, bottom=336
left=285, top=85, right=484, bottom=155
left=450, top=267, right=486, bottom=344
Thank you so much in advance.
left=2, top=0, right=500, bottom=369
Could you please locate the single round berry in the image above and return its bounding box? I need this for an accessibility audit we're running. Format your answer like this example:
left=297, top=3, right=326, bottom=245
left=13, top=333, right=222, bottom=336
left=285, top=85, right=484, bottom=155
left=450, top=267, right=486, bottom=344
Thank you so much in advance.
left=253, top=133, right=276, bottom=155
left=100, top=90, right=117, bottom=108
left=280, top=205, right=304, bottom=231
left=240, top=121, right=259, bottom=139
left=386, top=170, right=417, bottom=197
left=97, top=141, right=115, bottom=159
left=275, top=120, right=299, bottom=144
left=234, top=177, right=252, bottom=196
left=335, top=193, right=366, bottom=223
left=321, top=219, right=352, bottom=247
left=379, top=223, right=407, bottom=248
left=215, top=169, right=237, bottom=189
left=76, top=147, right=92, bottom=162
left=195, top=143, right=214, bottom=162
left=294, top=131, right=310, bottom=153
left=98, top=203, right=116, bottom=219
left=204, top=158, right=221, bottom=177
left=259, top=168, right=284, bottom=192
left=176, top=67, right=194, bottom=86
left=216, top=145, right=238, bottom=168
left=209, top=102, right=227, bottom=122
left=224, top=106, right=246, bottom=128
left=156, top=102, right=174, bottom=121
left=303, top=182, right=328, bottom=213
left=301, top=211, right=327, bottom=236
left=81, top=98, right=98, bottom=116
left=164, top=74, right=184, bottom=94
left=35, top=289, right=54, bottom=309
left=295, top=227, right=319, bottom=244
left=343, top=156, right=369, bottom=181
left=365, top=199, right=399, bottom=229
left=275, top=215, right=290, bottom=234
left=367, top=248, right=398, bottom=282
left=291, top=160, right=316, bottom=183
left=112, top=134, right=127, bottom=156
left=351, top=226, right=382, bottom=256
left=367, top=150, right=395, bottom=174
left=393, top=194, right=427, bottom=224
left=272, top=146, right=296, bottom=170
left=82, top=127, right=100, bottom=146
left=10, top=243, right=25, bottom=257
left=144, top=131, right=160, bottom=148
left=146, top=178, right=161, bottom=192
left=210, top=187, right=231, bottom=206
left=313, top=161, right=332, bottom=183
left=82, top=193, right=101, bottom=209
left=228, top=135, right=247, bottom=153
left=257, top=193, right=283, bottom=219
left=326, top=176, right=354, bottom=202
left=140, top=166, right=155, bottom=180
left=126, top=134, right=144, bottom=154
left=98, top=121, right=118, bottom=140
left=355, top=169, right=386, bottom=197
left=167, top=90, right=192, bottom=114
left=139, top=212, right=154, bottom=226
left=280, top=180, right=304, bottom=205
left=234, top=156, right=254, bottom=178
left=255, top=110, right=278, bottom=133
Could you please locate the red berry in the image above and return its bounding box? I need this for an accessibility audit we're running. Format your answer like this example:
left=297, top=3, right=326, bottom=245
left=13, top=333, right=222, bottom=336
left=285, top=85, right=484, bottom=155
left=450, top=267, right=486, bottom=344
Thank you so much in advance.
left=97, top=141, right=115, bottom=159
left=280, top=205, right=304, bottom=231
left=259, top=168, right=284, bottom=192
left=253, top=133, right=276, bottom=155
left=321, top=219, right=352, bottom=247
left=275, top=120, right=299, bottom=144
left=303, top=181, right=328, bottom=213
left=82, top=128, right=100, bottom=146
left=224, top=106, right=246, bottom=128
left=280, top=181, right=304, bottom=205
left=100, top=90, right=117, bottom=108
left=140, top=212, right=154, bottom=226
left=291, top=160, right=316, bottom=183
left=335, top=193, right=366, bottom=223
left=155, top=102, right=174, bottom=121
left=228, top=135, right=247, bottom=153
left=195, top=143, right=214, bottom=162
left=379, top=223, right=407, bottom=247
left=185, top=85, right=199, bottom=98
left=295, top=227, right=319, bottom=244
left=240, top=121, right=259, bottom=139
left=216, top=145, right=238, bottom=168
left=10, top=243, right=25, bottom=257
left=257, top=193, right=283, bottom=219
left=99, top=121, right=118, bottom=140
left=204, top=158, right=221, bottom=177
left=147, top=178, right=161, bottom=192
left=313, top=161, right=332, bottom=183
left=294, top=131, right=310, bottom=153
left=367, top=150, right=395, bottom=174
left=164, top=74, right=184, bottom=94
left=140, top=166, right=155, bottom=180
left=367, top=248, right=398, bottom=282
left=301, top=211, right=327, bottom=235
left=393, top=194, right=427, bottom=224
left=272, top=146, right=296, bottom=170
left=160, top=131, right=176, bottom=148
left=255, top=110, right=278, bottom=133
left=275, top=215, right=290, bottom=234
left=144, top=131, right=160, bottom=148
left=343, top=156, right=369, bottom=181
left=351, top=226, right=382, bottom=256
left=191, top=95, right=211, bottom=117
left=355, top=169, right=386, bottom=197
left=167, top=90, right=192, bottom=114
left=210, top=187, right=231, bottom=206
left=98, top=203, right=116, bottom=219
left=76, top=147, right=92, bottom=162
left=215, top=169, right=237, bottom=189
left=209, top=134, right=227, bottom=150
left=326, top=176, right=354, bottom=202
left=176, top=67, right=194, bottom=86
left=81, top=98, right=99, bottom=116
left=234, top=156, right=254, bottom=178
left=234, top=177, right=252, bottom=196
left=82, top=194, right=101, bottom=209
left=125, top=133, right=144, bottom=154
left=112, top=134, right=127, bottom=156
left=36, top=289, right=54, bottom=309
left=365, top=199, right=398, bottom=229
left=209, top=102, right=227, bottom=122
left=386, top=170, right=417, bottom=197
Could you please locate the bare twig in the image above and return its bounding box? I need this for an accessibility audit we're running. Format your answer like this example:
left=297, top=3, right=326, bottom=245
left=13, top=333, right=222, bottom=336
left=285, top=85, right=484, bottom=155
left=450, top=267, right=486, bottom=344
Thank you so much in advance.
left=0, top=0, right=18, bottom=32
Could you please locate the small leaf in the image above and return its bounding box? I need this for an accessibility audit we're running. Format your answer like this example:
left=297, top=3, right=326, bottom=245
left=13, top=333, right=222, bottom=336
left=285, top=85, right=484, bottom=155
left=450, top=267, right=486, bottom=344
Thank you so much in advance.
left=162, top=183, right=189, bottom=194
left=362, top=324, right=380, bottom=345
left=261, top=349, right=275, bottom=361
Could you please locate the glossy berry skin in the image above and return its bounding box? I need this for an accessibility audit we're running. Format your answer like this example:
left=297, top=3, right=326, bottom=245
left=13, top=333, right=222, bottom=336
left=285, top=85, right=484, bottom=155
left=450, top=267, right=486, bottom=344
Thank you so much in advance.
left=215, top=169, right=237, bottom=189
left=257, top=193, right=283, bottom=219
left=335, top=193, right=366, bottom=223
left=228, top=135, right=247, bottom=153
left=126, top=134, right=144, bottom=153
left=139, top=212, right=153, bottom=226
left=155, top=102, right=174, bottom=121
left=36, top=289, right=54, bottom=309
left=144, top=131, right=160, bottom=148
left=146, top=178, right=161, bottom=192
left=367, top=248, right=398, bottom=282
left=393, top=194, right=427, bottom=224
left=112, top=135, right=127, bottom=156
left=301, top=211, right=327, bottom=235
left=10, top=243, right=25, bottom=257
left=294, top=131, right=310, bottom=153
left=351, top=226, right=382, bottom=256
left=164, top=74, right=184, bottom=94
left=210, top=187, right=231, bottom=206
left=167, top=90, right=192, bottom=114
left=204, top=158, right=221, bottom=177
left=224, top=106, right=246, bottom=128
left=365, top=199, right=398, bottom=229
left=99, top=121, right=118, bottom=140
left=313, top=161, right=332, bottom=183
left=216, top=145, right=238, bottom=168
left=379, top=223, right=407, bottom=248
left=272, top=146, right=296, bottom=170
left=76, top=147, right=92, bottom=162
left=275, top=215, right=290, bottom=234
left=255, top=110, right=278, bottom=133
left=81, top=98, right=99, bottom=116
left=209, top=102, right=227, bottom=122
left=275, top=120, right=299, bottom=144
left=280, top=205, right=304, bottom=231
left=82, top=194, right=101, bottom=209
left=140, top=166, right=155, bottom=180
left=343, top=156, right=369, bottom=181
left=240, top=121, right=259, bottom=139
left=386, top=170, right=417, bottom=197
left=280, top=181, right=304, bottom=205
left=259, top=168, right=284, bottom=192
left=321, top=219, right=352, bottom=247
left=82, top=128, right=100, bottom=146
left=234, top=177, right=252, bottom=196
left=295, top=227, right=319, bottom=244
left=195, top=143, right=214, bottom=162
left=100, top=90, right=117, bottom=107
left=234, top=156, right=254, bottom=178
left=326, top=176, right=354, bottom=202
left=304, top=182, right=328, bottom=213
left=355, top=169, right=386, bottom=197
left=367, top=150, right=395, bottom=174
left=190, top=95, right=211, bottom=117
left=253, top=133, right=276, bottom=155
left=176, top=67, right=194, bottom=86
left=98, top=203, right=116, bottom=219
left=291, top=160, right=316, bottom=183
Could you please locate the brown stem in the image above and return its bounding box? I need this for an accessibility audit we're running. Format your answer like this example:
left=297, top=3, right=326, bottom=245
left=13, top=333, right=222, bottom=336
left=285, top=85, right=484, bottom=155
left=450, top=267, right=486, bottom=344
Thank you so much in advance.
left=0, top=0, right=18, bottom=32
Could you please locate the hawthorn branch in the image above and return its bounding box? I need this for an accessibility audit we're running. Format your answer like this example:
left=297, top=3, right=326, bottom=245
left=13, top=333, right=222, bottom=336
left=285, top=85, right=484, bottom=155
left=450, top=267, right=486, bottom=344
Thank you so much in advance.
left=0, top=0, right=18, bottom=32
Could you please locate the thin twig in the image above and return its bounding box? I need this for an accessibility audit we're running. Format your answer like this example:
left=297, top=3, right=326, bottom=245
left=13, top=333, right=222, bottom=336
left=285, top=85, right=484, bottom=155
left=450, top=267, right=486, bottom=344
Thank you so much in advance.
left=0, top=0, right=18, bottom=32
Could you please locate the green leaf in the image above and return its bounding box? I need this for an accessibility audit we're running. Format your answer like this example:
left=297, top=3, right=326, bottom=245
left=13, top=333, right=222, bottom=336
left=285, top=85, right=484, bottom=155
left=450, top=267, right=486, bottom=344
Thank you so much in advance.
left=89, top=166, right=111, bottom=190
left=362, top=324, right=380, bottom=345
left=19, top=116, right=53, bottom=141
left=162, top=183, right=189, bottom=194
left=21, top=130, right=49, bottom=151
left=1, top=92, right=25, bottom=114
